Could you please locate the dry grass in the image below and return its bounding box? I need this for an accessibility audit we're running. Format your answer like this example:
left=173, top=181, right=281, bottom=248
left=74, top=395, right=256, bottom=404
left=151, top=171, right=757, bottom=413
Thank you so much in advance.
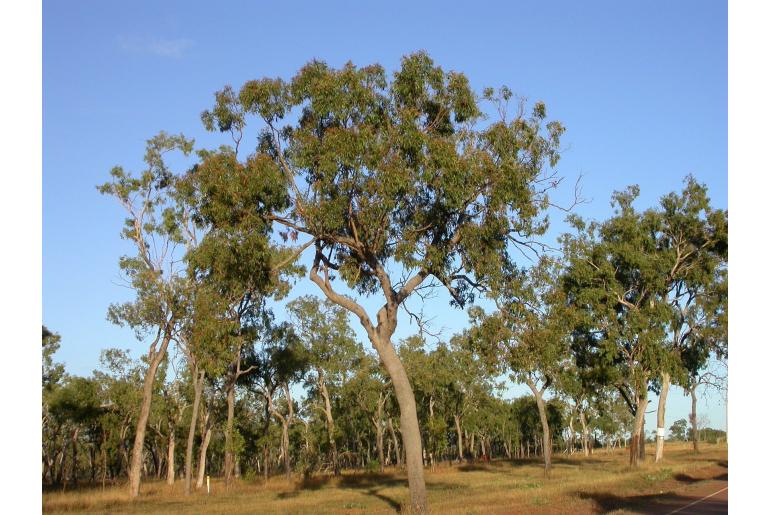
left=42, top=442, right=727, bottom=514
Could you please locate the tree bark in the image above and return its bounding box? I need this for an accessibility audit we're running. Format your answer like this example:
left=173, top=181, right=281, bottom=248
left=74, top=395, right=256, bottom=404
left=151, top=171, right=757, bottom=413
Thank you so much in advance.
left=70, top=427, right=80, bottom=486
left=267, top=382, right=295, bottom=482
left=184, top=367, right=205, bottom=495
left=454, top=414, right=464, bottom=462
left=101, top=440, right=107, bottom=490
left=196, top=419, right=212, bottom=489
left=309, top=258, right=428, bottom=511
left=374, top=392, right=386, bottom=472
left=318, top=370, right=340, bottom=475
left=629, top=395, right=648, bottom=467
left=166, top=425, right=175, bottom=485
left=224, top=379, right=236, bottom=485
left=388, top=418, right=401, bottom=467
left=128, top=329, right=173, bottom=497
left=689, top=385, right=700, bottom=452
left=527, top=380, right=552, bottom=478
left=655, top=372, right=671, bottom=462
left=376, top=339, right=427, bottom=512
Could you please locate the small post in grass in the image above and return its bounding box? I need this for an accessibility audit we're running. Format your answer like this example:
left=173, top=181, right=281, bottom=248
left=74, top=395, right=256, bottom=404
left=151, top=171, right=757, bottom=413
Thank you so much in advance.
left=206, top=475, right=210, bottom=495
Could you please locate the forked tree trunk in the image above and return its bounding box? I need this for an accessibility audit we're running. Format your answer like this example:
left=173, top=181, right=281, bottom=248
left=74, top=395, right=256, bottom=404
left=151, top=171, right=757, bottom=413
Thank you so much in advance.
left=267, top=382, right=295, bottom=482
left=128, top=329, right=173, bottom=497
left=310, top=263, right=427, bottom=512
left=388, top=418, right=401, bottom=467
left=184, top=367, right=205, bottom=495
left=655, top=372, right=671, bottom=462
left=318, top=371, right=340, bottom=475
left=640, top=416, right=646, bottom=460
left=376, top=339, right=427, bottom=512
left=196, top=420, right=212, bottom=489
left=579, top=409, right=590, bottom=457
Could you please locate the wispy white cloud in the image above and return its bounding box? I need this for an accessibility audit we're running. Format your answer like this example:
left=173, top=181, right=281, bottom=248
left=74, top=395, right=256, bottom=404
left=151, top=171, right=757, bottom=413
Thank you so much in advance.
left=118, top=35, right=193, bottom=58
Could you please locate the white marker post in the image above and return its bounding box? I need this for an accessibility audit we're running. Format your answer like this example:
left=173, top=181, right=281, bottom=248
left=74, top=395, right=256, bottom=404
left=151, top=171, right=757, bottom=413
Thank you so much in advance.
left=206, top=475, right=210, bottom=495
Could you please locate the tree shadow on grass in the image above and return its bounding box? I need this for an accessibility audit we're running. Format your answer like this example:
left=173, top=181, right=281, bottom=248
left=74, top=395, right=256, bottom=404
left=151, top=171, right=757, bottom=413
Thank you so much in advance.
left=577, top=490, right=727, bottom=514
left=455, top=457, right=609, bottom=471
left=278, top=473, right=464, bottom=510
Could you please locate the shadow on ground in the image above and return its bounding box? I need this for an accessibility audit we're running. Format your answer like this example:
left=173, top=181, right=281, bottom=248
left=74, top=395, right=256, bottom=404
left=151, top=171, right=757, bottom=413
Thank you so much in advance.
left=277, top=472, right=465, bottom=511
left=578, top=489, right=727, bottom=514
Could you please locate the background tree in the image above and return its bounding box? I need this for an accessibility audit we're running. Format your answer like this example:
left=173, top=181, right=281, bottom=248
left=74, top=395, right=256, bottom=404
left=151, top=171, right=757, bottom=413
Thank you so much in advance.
left=562, top=186, right=671, bottom=466
left=287, top=295, right=361, bottom=475
left=669, top=419, right=688, bottom=441
left=97, top=132, right=194, bottom=497
left=653, top=177, right=728, bottom=462
left=465, top=257, right=571, bottom=477
left=251, top=322, right=308, bottom=481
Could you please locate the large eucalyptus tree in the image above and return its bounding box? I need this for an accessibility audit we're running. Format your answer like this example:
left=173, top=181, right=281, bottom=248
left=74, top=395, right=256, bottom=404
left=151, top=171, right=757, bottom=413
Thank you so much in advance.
left=197, top=52, right=566, bottom=510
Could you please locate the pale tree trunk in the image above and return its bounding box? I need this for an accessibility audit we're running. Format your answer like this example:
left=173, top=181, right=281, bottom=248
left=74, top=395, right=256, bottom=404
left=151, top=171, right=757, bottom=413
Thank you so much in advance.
left=283, top=384, right=294, bottom=481
left=166, top=425, right=175, bottom=485
left=262, top=445, right=269, bottom=480
left=128, top=329, right=173, bottom=497
left=318, top=370, right=340, bottom=475
left=454, top=414, right=464, bottom=462
left=374, top=391, right=386, bottom=472
left=376, top=339, right=427, bottom=511
left=427, top=396, right=435, bottom=469
left=470, top=432, right=476, bottom=459
left=224, top=379, right=236, bottom=485
left=689, top=385, right=700, bottom=453
left=184, top=367, right=205, bottom=495
left=388, top=418, right=401, bottom=467
left=629, top=394, right=649, bottom=467
left=655, top=372, right=671, bottom=463
left=101, top=440, right=107, bottom=490
left=640, top=415, right=646, bottom=460
left=196, top=414, right=212, bottom=489
left=70, top=427, right=80, bottom=486
left=526, top=379, right=552, bottom=478
left=266, top=383, right=295, bottom=482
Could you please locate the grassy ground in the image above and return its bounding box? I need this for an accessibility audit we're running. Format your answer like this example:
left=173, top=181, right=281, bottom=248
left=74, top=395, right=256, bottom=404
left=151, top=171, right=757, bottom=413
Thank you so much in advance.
left=42, top=442, right=727, bottom=514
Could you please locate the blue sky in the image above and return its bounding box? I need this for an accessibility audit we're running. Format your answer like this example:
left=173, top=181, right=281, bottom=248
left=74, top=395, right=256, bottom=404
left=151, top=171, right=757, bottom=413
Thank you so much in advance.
left=43, top=0, right=727, bottom=431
